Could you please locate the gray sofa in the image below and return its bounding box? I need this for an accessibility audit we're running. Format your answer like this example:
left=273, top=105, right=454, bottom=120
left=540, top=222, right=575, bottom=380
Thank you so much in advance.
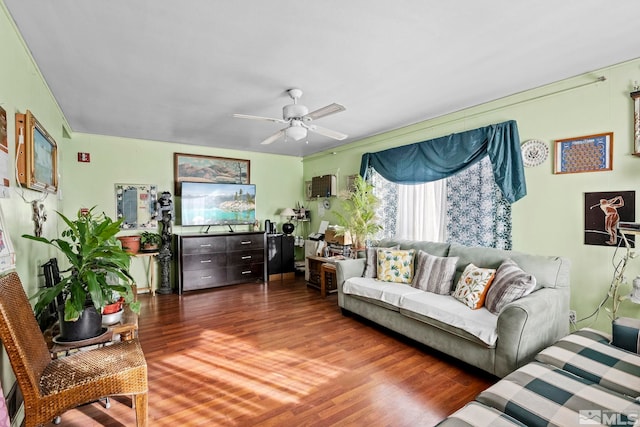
left=335, top=239, right=571, bottom=378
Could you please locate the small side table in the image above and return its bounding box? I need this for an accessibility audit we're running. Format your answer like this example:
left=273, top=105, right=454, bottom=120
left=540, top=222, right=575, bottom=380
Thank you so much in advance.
left=320, top=263, right=337, bottom=298
left=306, top=255, right=343, bottom=297
left=133, top=251, right=159, bottom=295
left=48, top=304, right=139, bottom=358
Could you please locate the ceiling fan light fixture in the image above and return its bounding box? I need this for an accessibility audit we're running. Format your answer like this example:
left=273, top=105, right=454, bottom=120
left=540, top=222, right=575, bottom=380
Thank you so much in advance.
left=285, top=125, right=307, bottom=141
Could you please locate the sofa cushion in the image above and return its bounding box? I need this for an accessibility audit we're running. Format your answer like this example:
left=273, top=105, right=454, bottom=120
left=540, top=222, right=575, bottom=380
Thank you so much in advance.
left=452, top=264, right=496, bottom=309
left=476, top=361, right=640, bottom=427
left=485, top=259, right=536, bottom=315
left=448, top=243, right=571, bottom=291
left=412, top=250, right=459, bottom=294
left=377, top=249, right=415, bottom=284
left=342, top=276, right=422, bottom=308
left=535, top=328, right=640, bottom=398
left=362, top=245, right=399, bottom=278
left=399, top=291, right=498, bottom=346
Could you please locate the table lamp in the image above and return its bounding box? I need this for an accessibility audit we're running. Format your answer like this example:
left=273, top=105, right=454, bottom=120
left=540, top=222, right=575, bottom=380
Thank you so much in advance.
left=280, top=208, right=296, bottom=235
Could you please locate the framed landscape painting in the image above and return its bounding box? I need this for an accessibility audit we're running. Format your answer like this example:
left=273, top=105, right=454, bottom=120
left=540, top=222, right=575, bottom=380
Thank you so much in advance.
left=173, top=153, right=250, bottom=195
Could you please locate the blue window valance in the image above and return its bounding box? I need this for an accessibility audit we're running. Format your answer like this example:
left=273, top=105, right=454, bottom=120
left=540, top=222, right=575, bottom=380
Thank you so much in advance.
left=359, top=120, right=526, bottom=203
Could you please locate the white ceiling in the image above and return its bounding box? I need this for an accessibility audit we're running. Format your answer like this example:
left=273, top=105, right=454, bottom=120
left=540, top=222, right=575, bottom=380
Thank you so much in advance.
left=4, top=1, right=640, bottom=157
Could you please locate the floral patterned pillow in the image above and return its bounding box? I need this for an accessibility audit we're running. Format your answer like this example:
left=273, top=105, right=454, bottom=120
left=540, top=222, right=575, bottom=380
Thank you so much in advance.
left=376, top=249, right=416, bottom=284
left=452, top=263, right=496, bottom=309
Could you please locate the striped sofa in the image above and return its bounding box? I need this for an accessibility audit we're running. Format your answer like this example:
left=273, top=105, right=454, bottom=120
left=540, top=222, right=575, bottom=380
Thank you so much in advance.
left=437, top=328, right=640, bottom=427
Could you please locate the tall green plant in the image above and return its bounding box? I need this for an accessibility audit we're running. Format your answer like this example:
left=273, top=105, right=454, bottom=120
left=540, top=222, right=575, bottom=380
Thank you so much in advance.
left=333, top=175, right=382, bottom=248
left=23, top=207, right=140, bottom=321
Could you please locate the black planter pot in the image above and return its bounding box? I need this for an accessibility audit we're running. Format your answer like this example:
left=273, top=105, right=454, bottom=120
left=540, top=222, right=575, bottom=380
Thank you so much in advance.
left=57, top=304, right=103, bottom=341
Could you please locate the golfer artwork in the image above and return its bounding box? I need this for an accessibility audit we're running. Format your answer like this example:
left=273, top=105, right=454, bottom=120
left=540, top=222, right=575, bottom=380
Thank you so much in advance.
left=584, top=191, right=635, bottom=247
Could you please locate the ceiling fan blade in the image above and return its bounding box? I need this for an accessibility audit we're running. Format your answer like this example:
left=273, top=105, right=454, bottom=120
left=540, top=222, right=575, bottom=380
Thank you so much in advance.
left=260, top=129, right=286, bottom=145
left=233, top=113, right=287, bottom=124
left=303, top=103, right=346, bottom=121
left=308, top=125, right=348, bottom=140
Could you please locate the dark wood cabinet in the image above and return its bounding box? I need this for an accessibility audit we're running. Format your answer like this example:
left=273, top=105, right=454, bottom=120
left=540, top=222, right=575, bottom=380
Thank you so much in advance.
left=306, top=256, right=339, bottom=297
left=174, top=232, right=266, bottom=293
left=267, top=234, right=295, bottom=281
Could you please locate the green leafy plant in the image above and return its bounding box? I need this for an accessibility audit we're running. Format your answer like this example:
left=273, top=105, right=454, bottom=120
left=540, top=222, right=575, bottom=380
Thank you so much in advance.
left=333, top=175, right=382, bottom=249
left=22, top=207, right=141, bottom=321
left=140, top=231, right=162, bottom=248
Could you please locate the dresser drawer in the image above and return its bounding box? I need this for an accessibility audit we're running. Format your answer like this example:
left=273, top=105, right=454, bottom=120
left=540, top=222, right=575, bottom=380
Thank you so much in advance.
left=227, top=263, right=264, bottom=283
left=227, top=249, right=264, bottom=266
left=180, top=236, right=227, bottom=255
left=182, top=269, right=227, bottom=291
left=181, top=253, right=226, bottom=271
left=227, top=234, right=264, bottom=251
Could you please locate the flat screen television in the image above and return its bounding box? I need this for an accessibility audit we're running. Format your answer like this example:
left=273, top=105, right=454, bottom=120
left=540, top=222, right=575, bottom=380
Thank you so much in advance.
left=179, top=182, right=256, bottom=227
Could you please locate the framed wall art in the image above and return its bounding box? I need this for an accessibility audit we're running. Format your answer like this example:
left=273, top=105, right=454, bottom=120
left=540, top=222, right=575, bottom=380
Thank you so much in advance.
left=554, top=132, right=613, bottom=174
left=631, top=90, right=640, bottom=156
left=305, top=180, right=312, bottom=200
left=584, top=191, right=635, bottom=247
left=15, top=110, right=58, bottom=193
left=115, top=184, right=159, bottom=229
left=0, top=107, right=9, bottom=197
left=173, top=153, right=250, bottom=195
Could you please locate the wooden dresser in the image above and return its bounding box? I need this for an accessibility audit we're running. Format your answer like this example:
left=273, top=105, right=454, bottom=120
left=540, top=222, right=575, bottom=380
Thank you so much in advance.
left=174, top=232, right=266, bottom=293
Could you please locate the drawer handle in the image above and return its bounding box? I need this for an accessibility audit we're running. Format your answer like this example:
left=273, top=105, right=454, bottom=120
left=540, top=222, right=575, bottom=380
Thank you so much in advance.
left=199, top=244, right=212, bottom=247
left=200, top=259, right=212, bottom=263
left=201, top=275, right=212, bottom=279
left=240, top=241, right=252, bottom=245
left=241, top=270, right=252, bottom=275
left=241, top=255, right=252, bottom=260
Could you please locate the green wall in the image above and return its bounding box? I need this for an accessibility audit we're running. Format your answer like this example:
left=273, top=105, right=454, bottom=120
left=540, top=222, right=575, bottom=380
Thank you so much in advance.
left=304, top=58, right=640, bottom=333
left=62, top=132, right=303, bottom=235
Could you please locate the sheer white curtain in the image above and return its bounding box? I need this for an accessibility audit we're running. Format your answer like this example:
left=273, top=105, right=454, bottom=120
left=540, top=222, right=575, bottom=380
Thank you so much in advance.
left=371, top=169, right=447, bottom=242
left=396, top=180, right=447, bottom=241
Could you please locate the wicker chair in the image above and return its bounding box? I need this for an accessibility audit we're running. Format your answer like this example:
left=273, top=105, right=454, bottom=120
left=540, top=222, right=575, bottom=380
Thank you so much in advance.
left=0, top=271, right=148, bottom=426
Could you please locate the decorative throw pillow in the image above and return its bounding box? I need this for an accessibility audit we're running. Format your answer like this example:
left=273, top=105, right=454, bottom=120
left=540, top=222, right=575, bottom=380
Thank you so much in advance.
left=452, top=263, right=496, bottom=309
left=362, top=245, right=400, bottom=278
left=412, top=250, right=459, bottom=294
left=376, top=249, right=416, bottom=284
left=484, top=259, right=536, bottom=315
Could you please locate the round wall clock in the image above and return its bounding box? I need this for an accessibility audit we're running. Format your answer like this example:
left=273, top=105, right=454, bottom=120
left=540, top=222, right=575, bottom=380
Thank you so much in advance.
left=521, top=139, right=549, bottom=167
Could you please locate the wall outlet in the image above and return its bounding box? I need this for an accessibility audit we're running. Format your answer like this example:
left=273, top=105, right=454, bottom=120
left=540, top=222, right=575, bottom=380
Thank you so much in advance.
left=569, top=310, right=577, bottom=324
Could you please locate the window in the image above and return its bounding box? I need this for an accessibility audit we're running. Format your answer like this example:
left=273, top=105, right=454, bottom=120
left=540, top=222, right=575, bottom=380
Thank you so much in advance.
left=371, top=155, right=512, bottom=249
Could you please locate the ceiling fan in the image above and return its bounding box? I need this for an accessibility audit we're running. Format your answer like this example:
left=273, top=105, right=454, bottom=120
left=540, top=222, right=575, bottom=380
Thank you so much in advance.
left=233, top=88, right=348, bottom=145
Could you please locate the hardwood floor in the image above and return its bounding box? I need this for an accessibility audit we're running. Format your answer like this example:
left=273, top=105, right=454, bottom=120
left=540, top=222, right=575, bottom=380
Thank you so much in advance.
left=45, top=277, right=496, bottom=426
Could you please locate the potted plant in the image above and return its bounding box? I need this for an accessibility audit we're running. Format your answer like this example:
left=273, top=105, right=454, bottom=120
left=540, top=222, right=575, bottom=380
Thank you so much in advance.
left=22, top=207, right=141, bottom=341
left=333, top=175, right=382, bottom=252
left=117, top=234, right=141, bottom=254
left=140, top=231, right=162, bottom=251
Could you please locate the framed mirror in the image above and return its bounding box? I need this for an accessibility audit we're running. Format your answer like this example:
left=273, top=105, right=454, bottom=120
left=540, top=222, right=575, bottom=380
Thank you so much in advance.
left=115, top=184, right=158, bottom=229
